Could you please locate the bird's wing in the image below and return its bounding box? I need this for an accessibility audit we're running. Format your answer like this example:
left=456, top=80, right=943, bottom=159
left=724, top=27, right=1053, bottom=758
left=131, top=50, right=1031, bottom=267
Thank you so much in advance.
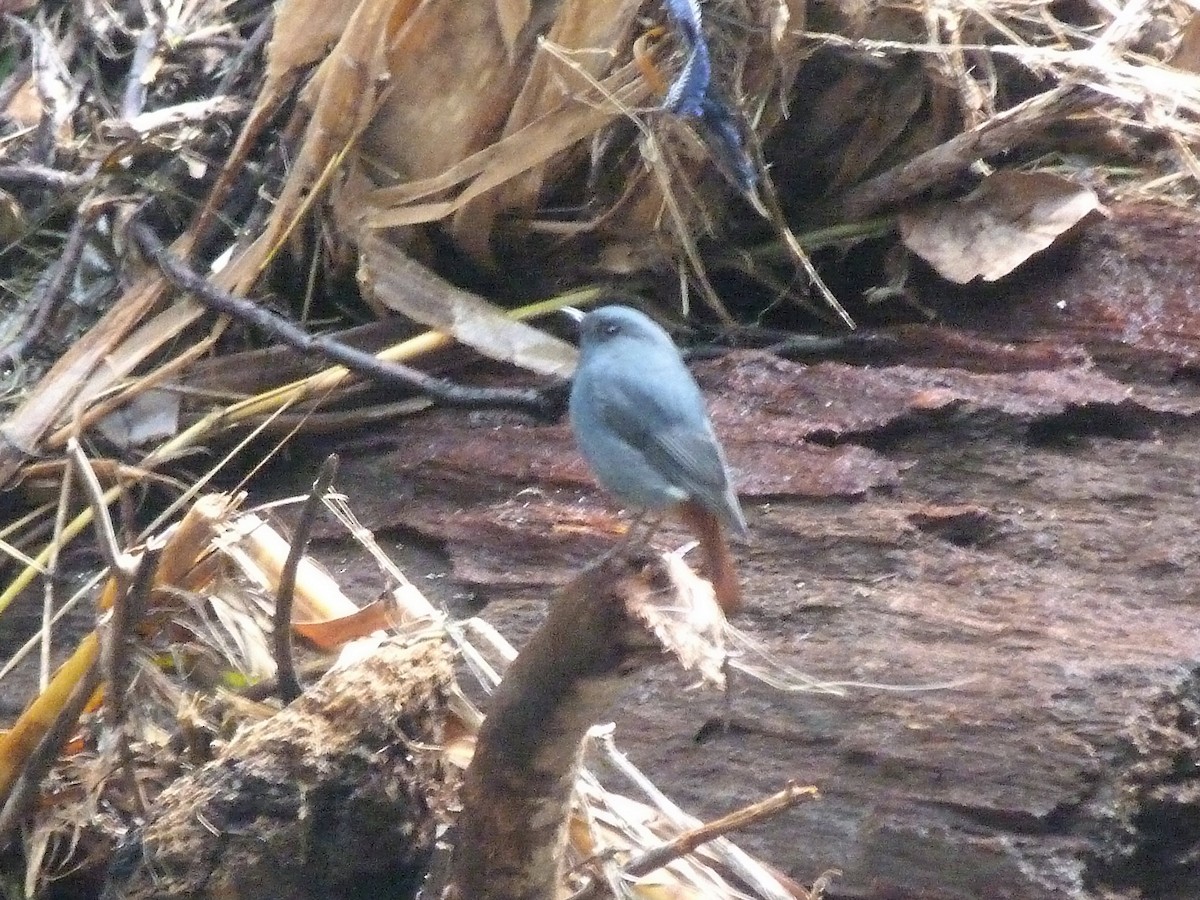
left=647, top=423, right=733, bottom=498
left=594, top=372, right=739, bottom=521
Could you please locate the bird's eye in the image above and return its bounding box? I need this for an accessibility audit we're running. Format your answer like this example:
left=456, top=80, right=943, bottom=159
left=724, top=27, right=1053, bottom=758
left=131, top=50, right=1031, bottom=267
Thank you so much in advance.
left=603, top=323, right=620, bottom=336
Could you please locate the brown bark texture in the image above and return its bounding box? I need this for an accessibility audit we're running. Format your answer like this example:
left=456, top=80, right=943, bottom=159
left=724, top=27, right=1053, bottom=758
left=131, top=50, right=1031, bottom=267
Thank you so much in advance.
left=311, top=203, right=1200, bottom=899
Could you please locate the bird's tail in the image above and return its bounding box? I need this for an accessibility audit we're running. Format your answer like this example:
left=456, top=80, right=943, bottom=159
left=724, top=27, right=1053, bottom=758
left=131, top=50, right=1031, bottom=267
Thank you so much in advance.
left=675, top=499, right=742, bottom=614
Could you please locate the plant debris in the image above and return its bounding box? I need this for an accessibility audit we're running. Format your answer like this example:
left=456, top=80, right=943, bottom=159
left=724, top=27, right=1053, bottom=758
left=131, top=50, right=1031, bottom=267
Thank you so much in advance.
left=4, top=0, right=1200, bottom=894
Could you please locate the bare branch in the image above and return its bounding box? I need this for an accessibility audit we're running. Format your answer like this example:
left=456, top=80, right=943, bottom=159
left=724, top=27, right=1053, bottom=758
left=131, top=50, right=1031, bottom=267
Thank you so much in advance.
left=128, top=221, right=559, bottom=418
left=66, top=438, right=134, bottom=579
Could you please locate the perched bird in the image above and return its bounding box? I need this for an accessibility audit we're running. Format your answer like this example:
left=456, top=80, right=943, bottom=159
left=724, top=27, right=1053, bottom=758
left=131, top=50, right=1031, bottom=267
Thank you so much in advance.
left=567, top=305, right=747, bottom=612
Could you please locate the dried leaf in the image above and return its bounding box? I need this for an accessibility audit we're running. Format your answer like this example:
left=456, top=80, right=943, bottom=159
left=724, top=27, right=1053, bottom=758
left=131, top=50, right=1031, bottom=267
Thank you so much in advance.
left=222, top=0, right=420, bottom=295
left=494, top=0, right=532, bottom=55
left=357, top=231, right=577, bottom=378
left=293, top=598, right=399, bottom=649
left=0, top=273, right=173, bottom=489
left=448, top=0, right=644, bottom=260
left=898, top=171, right=1106, bottom=283
left=830, top=65, right=927, bottom=190
left=360, top=0, right=521, bottom=185
left=266, top=0, right=363, bottom=83
left=99, top=96, right=247, bottom=141
left=628, top=552, right=728, bottom=687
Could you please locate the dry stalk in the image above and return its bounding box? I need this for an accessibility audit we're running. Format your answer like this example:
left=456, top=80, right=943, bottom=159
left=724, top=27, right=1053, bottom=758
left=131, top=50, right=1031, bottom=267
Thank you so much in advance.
left=0, top=658, right=101, bottom=851
left=567, top=782, right=819, bottom=899
left=274, top=453, right=339, bottom=702
left=130, top=221, right=559, bottom=417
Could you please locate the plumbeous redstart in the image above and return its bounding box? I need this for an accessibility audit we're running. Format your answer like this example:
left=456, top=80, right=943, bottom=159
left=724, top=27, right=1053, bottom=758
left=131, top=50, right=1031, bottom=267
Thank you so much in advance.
left=568, top=305, right=747, bottom=612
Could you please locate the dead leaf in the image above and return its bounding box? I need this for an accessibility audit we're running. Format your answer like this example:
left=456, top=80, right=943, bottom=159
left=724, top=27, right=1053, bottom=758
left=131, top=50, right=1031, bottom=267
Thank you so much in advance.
left=293, top=598, right=399, bottom=649
left=95, top=388, right=181, bottom=449
left=494, top=0, right=532, bottom=56
left=357, top=230, right=578, bottom=378
left=266, top=0, right=364, bottom=83
left=898, top=171, right=1106, bottom=283
left=830, top=64, right=927, bottom=190
left=448, top=0, right=644, bottom=262
left=358, top=0, right=519, bottom=186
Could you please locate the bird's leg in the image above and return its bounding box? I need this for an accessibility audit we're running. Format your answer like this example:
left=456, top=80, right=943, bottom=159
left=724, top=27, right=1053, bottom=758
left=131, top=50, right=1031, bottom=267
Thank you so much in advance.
left=604, top=511, right=659, bottom=559
left=622, top=511, right=665, bottom=549
left=612, top=510, right=650, bottom=552
left=583, top=511, right=665, bottom=575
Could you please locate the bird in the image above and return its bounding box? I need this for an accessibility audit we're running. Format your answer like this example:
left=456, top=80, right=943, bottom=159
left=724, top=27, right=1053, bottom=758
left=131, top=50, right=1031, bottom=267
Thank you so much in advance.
left=567, top=304, right=747, bottom=613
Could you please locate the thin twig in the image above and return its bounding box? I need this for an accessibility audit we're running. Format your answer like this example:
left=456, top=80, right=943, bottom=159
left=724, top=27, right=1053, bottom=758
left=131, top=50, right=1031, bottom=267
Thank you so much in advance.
left=187, top=72, right=294, bottom=251
left=0, top=164, right=91, bottom=191
left=627, top=782, right=817, bottom=877
left=121, top=22, right=161, bottom=119
left=566, top=782, right=818, bottom=900
left=743, top=123, right=856, bottom=329
left=840, top=83, right=1090, bottom=219
left=129, top=221, right=558, bottom=417
left=4, top=15, right=60, bottom=165
left=274, top=454, right=339, bottom=702
left=66, top=438, right=134, bottom=580
left=102, top=544, right=162, bottom=730
left=103, top=541, right=164, bottom=816
left=594, top=732, right=799, bottom=900
left=42, top=462, right=74, bottom=690
left=0, top=571, right=105, bottom=684
left=214, top=10, right=274, bottom=96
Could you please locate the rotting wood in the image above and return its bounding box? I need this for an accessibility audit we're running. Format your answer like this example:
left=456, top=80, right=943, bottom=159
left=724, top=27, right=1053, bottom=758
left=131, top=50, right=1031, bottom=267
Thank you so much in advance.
left=303, top=206, right=1200, bottom=898
left=445, top=553, right=668, bottom=900
left=101, top=635, right=454, bottom=900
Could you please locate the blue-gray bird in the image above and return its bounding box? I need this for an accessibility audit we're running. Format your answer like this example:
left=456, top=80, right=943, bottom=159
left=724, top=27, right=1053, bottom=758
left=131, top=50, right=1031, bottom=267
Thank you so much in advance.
left=568, top=305, right=747, bottom=611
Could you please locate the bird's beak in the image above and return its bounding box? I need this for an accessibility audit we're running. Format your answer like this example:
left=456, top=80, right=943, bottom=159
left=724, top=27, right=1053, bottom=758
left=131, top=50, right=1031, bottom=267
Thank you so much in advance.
left=559, top=306, right=585, bottom=323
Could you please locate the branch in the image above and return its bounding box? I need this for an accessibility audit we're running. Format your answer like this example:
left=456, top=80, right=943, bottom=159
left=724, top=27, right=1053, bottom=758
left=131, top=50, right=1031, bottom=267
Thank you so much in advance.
left=566, top=783, right=818, bottom=900
left=66, top=438, right=135, bottom=580
left=840, top=84, right=1091, bottom=219
left=446, top=554, right=667, bottom=900
left=0, top=164, right=92, bottom=191
left=128, top=221, right=559, bottom=418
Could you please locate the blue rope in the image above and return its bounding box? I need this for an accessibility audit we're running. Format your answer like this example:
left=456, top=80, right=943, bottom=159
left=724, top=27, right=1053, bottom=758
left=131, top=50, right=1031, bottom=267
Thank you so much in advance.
left=659, top=0, right=757, bottom=195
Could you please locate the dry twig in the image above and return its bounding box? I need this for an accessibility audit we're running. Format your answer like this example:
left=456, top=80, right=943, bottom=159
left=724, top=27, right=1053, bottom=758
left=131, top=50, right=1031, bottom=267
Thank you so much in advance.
left=274, top=453, right=339, bottom=702
left=129, top=221, right=561, bottom=418
left=0, top=206, right=106, bottom=370
left=567, top=782, right=819, bottom=899
left=0, top=659, right=101, bottom=851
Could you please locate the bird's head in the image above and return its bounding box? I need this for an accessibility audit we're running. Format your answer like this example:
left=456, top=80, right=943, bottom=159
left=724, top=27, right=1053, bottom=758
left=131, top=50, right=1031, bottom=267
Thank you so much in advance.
left=573, top=305, right=676, bottom=356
